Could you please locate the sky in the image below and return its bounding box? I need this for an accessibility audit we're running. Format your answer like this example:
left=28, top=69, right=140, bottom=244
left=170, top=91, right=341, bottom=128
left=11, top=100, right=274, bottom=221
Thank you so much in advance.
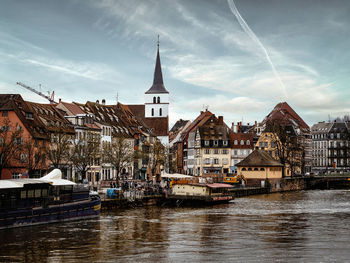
left=1, top=0, right=350, bottom=128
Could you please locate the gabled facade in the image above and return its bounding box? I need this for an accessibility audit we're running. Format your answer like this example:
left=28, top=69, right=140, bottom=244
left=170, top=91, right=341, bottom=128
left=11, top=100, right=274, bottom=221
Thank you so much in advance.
left=256, top=102, right=312, bottom=175
left=0, top=94, right=74, bottom=179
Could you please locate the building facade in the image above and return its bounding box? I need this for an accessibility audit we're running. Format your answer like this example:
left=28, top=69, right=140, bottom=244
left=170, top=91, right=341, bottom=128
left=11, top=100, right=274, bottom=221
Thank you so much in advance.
left=311, top=121, right=350, bottom=174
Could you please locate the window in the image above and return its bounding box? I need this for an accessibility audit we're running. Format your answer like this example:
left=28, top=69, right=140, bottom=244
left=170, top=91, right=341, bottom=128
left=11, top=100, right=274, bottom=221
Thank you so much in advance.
left=25, top=112, right=34, bottom=119
left=223, top=140, right=228, bottom=146
left=234, top=140, right=238, bottom=145
left=259, top=142, right=263, bottom=148
left=242, top=168, right=247, bottom=171
left=151, top=108, right=154, bottom=116
left=248, top=168, right=252, bottom=171
left=153, top=97, right=156, bottom=103
left=223, top=158, right=228, bottom=165
left=159, top=108, right=162, bottom=116
left=213, top=140, right=218, bottom=146
left=254, top=168, right=259, bottom=171
left=157, top=96, right=160, bottom=103
left=204, top=158, right=210, bottom=164
left=264, top=142, right=268, bottom=148
left=247, top=140, right=250, bottom=145
left=260, top=168, right=265, bottom=171
left=12, top=173, right=21, bottom=180
left=271, top=142, right=276, bottom=148
left=205, top=149, right=210, bottom=154
left=2, top=111, right=8, bottom=117
left=222, top=149, right=228, bottom=154
left=240, top=140, right=244, bottom=145
left=214, top=158, right=219, bottom=164
left=20, top=153, right=27, bottom=163
left=205, top=140, right=209, bottom=146
left=234, top=150, right=238, bottom=155
left=214, top=149, right=219, bottom=154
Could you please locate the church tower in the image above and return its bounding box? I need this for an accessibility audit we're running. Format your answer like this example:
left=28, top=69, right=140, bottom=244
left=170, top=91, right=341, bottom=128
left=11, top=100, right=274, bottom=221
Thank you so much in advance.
left=144, top=38, right=169, bottom=119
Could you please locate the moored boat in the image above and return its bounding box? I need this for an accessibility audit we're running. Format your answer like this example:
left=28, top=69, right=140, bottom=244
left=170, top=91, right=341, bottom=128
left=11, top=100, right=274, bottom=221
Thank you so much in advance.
left=0, top=169, right=101, bottom=229
left=167, top=183, right=234, bottom=206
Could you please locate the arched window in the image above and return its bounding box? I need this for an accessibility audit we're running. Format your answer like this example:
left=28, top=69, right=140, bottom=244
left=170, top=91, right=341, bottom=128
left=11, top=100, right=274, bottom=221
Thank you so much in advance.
left=157, top=96, right=160, bottom=103
left=254, top=168, right=259, bottom=171
left=234, top=140, right=238, bottom=145
left=151, top=108, right=154, bottom=116
left=260, top=168, right=265, bottom=171
left=153, top=97, right=156, bottom=103
left=159, top=108, right=162, bottom=116
left=248, top=168, right=252, bottom=171
left=242, top=168, right=247, bottom=171
left=247, top=140, right=250, bottom=145
left=240, top=140, right=244, bottom=145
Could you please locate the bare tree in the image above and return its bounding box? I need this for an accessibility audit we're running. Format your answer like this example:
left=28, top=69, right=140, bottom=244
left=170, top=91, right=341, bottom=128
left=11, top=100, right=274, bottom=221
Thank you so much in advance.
left=47, top=128, right=72, bottom=168
left=266, top=121, right=303, bottom=177
left=0, top=118, right=23, bottom=179
left=102, top=136, right=134, bottom=186
left=149, top=139, right=166, bottom=181
left=22, top=136, right=47, bottom=178
left=70, top=132, right=100, bottom=182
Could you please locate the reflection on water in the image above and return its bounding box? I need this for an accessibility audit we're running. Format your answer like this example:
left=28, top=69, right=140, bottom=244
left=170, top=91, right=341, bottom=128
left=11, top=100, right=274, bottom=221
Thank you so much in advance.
left=1, top=190, right=350, bottom=262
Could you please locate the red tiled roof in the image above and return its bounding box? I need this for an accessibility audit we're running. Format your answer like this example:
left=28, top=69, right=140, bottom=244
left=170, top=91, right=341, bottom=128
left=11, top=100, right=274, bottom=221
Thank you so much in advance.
left=127, top=104, right=168, bottom=137
left=263, top=102, right=309, bottom=130
left=60, top=101, right=85, bottom=115
left=229, top=133, right=254, bottom=149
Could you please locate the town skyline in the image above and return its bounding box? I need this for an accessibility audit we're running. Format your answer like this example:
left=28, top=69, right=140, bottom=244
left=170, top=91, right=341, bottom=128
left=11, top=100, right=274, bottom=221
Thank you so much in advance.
left=1, top=0, right=350, bottom=127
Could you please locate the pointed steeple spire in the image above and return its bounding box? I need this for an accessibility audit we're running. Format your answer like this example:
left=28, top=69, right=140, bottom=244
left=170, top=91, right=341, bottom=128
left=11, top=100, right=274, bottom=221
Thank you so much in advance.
left=145, top=35, right=169, bottom=94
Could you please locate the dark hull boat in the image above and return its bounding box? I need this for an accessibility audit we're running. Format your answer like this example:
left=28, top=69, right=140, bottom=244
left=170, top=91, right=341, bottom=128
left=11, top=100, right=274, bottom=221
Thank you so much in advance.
left=0, top=169, right=101, bottom=229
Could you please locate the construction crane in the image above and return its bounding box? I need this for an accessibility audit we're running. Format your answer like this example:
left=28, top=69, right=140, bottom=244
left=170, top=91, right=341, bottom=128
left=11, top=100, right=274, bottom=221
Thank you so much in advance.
left=16, top=82, right=56, bottom=104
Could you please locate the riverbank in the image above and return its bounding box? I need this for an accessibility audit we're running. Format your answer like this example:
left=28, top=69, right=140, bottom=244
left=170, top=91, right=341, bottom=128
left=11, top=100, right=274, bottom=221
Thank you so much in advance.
left=100, top=176, right=350, bottom=210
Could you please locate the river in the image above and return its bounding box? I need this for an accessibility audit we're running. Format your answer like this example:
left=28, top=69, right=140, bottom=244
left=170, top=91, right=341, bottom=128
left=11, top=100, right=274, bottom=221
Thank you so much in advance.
left=1, top=190, right=350, bottom=262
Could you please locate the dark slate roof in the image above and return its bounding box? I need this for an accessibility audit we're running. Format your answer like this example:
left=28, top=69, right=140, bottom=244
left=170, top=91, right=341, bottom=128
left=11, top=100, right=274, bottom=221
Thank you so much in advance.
left=198, top=116, right=230, bottom=140
left=145, top=47, right=169, bottom=94
left=170, top=119, right=190, bottom=133
left=236, top=149, right=283, bottom=167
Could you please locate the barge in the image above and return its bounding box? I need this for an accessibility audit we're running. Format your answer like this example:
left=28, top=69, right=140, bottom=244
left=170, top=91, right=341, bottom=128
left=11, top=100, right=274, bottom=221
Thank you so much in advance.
left=167, top=183, right=234, bottom=206
left=0, top=169, right=101, bottom=229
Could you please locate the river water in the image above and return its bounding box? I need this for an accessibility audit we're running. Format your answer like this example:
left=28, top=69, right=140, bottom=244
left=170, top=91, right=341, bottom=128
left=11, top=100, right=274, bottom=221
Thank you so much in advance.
left=1, top=190, right=350, bottom=262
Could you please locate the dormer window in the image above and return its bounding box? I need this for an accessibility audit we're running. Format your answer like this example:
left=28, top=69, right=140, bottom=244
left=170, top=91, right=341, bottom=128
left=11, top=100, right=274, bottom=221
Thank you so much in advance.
left=223, top=140, right=228, bottom=146
left=153, top=97, right=156, bottom=103
left=151, top=108, right=154, bottom=116
left=214, top=140, right=218, bottom=146
left=25, top=112, right=34, bottom=120
left=204, top=140, right=209, bottom=146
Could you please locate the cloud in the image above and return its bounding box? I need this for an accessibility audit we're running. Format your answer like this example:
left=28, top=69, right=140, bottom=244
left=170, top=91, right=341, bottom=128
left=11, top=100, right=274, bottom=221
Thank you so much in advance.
left=0, top=51, right=123, bottom=83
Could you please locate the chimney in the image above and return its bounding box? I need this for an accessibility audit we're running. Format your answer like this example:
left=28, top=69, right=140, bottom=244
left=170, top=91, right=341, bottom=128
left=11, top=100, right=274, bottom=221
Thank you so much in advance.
left=255, top=121, right=257, bottom=126
left=200, top=111, right=203, bottom=114
left=59, top=98, right=61, bottom=103
left=231, top=122, right=235, bottom=132
left=96, top=100, right=99, bottom=104
left=218, top=116, right=223, bottom=125
left=102, top=99, right=106, bottom=105
left=237, top=122, right=241, bottom=133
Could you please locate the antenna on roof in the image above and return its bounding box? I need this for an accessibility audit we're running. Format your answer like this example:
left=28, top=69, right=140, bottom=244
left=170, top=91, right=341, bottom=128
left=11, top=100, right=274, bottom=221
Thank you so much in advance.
left=116, top=92, right=119, bottom=104
left=157, top=34, right=160, bottom=48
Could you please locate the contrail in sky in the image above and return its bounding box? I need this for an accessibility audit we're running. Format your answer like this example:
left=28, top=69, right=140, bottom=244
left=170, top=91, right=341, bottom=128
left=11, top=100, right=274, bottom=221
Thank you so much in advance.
left=227, top=0, right=287, bottom=98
